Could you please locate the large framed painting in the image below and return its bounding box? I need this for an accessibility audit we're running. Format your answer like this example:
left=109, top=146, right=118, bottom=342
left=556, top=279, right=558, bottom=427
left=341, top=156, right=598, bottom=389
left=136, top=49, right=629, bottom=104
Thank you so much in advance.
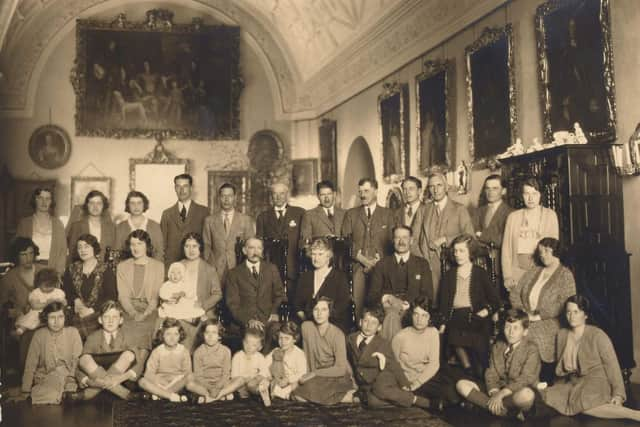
left=70, top=176, right=112, bottom=213
left=319, top=119, right=338, bottom=186
left=416, top=59, right=454, bottom=173
left=207, top=170, right=250, bottom=214
left=72, top=9, right=242, bottom=140
left=379, top=82, right=410, bottom=183
left=291, top=159, right=318, bottom=197
left=536, top=0, right=615, bottom=143
left=466, top=25, right=517, bottom=169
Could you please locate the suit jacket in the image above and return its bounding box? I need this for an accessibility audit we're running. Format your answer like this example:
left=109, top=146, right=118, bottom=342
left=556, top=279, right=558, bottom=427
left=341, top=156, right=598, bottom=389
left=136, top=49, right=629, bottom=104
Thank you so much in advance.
left=438, top=265, right=500, bottom=325
left=485, top=338, right=541, bottom=393
left=160, top=201, right=209, bottom=267
left=471, top=201, right=513, bottom=248
left=368, top=254, right=433, bottom=306
left=256, top=205, right=305, bottom=280
left=203, top=210, right=255, bottom=277
left=299, top=205, right=346, bottom=246
left=115, top=218, right=164, bottom=262
left=116, top=257, right=165, bottom=318
left=180, top=259, right=222, bottom=314
left=347, top=333, right=410, bottom=389
left=341, top=205, right=396, bottom=263
left=224, top=261, right=284, bottom=327
left=16, top=215, right=67, bottom=274
left=67, top=216, right=116, bottom=260
left=294, top=268, right=351, bottom=332
left=394, top=203, right=424, bottom=229
left=77, top=328, right=145, bottom=379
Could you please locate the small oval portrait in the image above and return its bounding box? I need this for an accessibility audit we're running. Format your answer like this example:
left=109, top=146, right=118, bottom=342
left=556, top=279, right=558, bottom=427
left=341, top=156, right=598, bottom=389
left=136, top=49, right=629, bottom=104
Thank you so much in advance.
left=28, top=125, right=71, bottom=169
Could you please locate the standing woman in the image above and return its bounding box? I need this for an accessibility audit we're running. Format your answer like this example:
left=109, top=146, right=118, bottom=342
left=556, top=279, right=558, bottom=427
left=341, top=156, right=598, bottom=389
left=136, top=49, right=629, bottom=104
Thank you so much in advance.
left=16, top=188, right=67, bottom=274
left=502, top=178, right=558, bottom=292
left=509, top=237, right=575, bottom=381
left=67, top=190, right=116, bottom=261
left=63, top=234, right=117, bottom=339
left=115, top=191, right=164, bottom=262
left=117, top=229, right=164, bottom=352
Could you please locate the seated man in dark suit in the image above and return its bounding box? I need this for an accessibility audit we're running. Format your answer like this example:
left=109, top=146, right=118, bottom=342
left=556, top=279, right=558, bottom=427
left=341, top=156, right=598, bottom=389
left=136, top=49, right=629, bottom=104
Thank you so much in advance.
left=225, top=237, right=284, bottom=353
left=368, top=225, right=433, bottom=340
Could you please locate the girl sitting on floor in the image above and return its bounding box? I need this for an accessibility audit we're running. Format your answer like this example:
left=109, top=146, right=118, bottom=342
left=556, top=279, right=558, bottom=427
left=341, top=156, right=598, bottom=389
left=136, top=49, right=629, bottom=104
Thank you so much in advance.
left=139, top=318, right=192, bottom=402
left=186, top=318, right=232, bottom=403
left=265, top=321, right=307, bottom=400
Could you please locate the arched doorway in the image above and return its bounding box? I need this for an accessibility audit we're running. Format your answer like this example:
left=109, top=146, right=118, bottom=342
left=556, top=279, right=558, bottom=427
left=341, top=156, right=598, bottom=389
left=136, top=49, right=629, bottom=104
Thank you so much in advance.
left=342, top=136, right=375, bottom=208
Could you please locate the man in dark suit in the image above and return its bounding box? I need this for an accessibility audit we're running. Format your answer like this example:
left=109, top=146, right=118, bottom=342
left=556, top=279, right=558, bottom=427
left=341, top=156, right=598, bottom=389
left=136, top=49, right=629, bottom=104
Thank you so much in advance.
left=368, top=225, right=433, bottom=339
left=396, top=176, right=424, bottom=228
left=341, top=178, right=397, bottom=321
left=160, top=173, right=209, bottom=268
left=472, top=174, right=513, bottom=249
left=300, top=180, right=345, bottom=247
left=256, top=182, right=305, bottom=303
left=225, top=237, right=284, bottom=353
left=203, top=182, right=255, bottom=280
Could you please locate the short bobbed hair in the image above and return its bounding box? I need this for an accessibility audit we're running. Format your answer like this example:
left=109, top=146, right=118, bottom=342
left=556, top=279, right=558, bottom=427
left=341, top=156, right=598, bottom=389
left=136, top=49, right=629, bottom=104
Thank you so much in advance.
left=82, top=190, right=110, bottom=215
left=450, top=233, right=480, bottom=263
left=30, top=187, right=56, bottom=214
left=73, top=233, right=101, bottom=262
left=180, top=232, right=205, bottom=259
left=124, top=191, right=150, bottom=213
left=124, top=229, right=154, bottom=258
left=533, top=237, right=562, bottom=267
left=9, top=237, right=40, bottom=265
left=39, top=301, right=68, bottom=325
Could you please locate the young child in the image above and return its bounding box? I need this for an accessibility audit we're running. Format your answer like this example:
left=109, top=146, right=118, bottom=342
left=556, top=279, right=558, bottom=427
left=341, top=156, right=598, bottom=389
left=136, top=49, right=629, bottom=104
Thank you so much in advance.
left=456, top=308, right=540, bottom=417
left=139, top=318, right=192, bottom=402
left=75, top=300, right=142, bottom=400
left=21, top=301, right=83, bottom=405
left=214, top=328, right=271, bottom=406
left=265, top=321, right=307, bottom=400
left=186, top=319, right=232, bottom=403
left=347, top=306, right=431, bottom=409
left=15, top=268, right=67, bottom=335
left=158, top=262, right=205, bottom=321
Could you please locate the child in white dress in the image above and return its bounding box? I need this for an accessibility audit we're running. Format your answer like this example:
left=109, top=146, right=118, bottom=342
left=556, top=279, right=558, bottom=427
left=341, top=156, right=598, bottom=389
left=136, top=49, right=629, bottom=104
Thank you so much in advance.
left=15, top=268, right=67, bottom=335
left=158, top=262, right=204, bottom=321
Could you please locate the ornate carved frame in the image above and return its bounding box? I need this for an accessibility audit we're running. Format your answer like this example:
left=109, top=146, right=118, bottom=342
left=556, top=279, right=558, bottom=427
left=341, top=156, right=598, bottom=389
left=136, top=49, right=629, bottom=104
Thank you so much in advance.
left=535, top=0, right=616, bottom=144
left=129, top=142, right=190, bottom=190
left=378, top=82, right=410, bottom=183
left=416, top=59, right=455, bottom=173
left=465, top=25, right=517, bottom=169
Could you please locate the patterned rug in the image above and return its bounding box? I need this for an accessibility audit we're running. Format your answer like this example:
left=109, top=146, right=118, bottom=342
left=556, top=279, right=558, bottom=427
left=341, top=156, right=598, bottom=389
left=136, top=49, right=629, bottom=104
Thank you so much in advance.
left=112, top=398, right=452, bottom=427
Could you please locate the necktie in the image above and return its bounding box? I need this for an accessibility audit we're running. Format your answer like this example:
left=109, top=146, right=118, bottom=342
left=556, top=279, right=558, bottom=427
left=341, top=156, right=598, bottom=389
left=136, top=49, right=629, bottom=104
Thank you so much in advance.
left=407, top=205, right=413, bottom=218
left=358, top=336, right=368, bottom=353
left=399, top=258, right=406, bottom=267
left=504, top=344, right=514, bottom=361
left=277, top=210, right=284, bottom=220
left=252, top=265, right=259, bottom=279
left=366, top=207, right=371, bottom=220
left=180, top=205, right=187, bottom=222
left=435, top=203, right=441, bottom=217
left=109, top=333, right=116, bottom=350
left=327, top=209, right=333, bottom=220
left=223, top=213, right=230, bottom=234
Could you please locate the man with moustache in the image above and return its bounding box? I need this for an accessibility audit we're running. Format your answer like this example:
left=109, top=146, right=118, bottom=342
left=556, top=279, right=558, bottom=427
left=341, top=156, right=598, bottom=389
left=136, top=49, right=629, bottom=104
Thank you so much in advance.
left=342, top=178, right=397, bottom=321
left=300, top=180, right=345, bottom=246
left=397, top=176, right=424, bottom=228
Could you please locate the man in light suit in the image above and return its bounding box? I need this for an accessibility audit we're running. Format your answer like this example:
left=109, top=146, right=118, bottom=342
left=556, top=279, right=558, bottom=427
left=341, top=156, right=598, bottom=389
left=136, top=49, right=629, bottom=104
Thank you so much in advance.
left=203, top=182, right=255, bottom=280
left=256, top=182, right=305, bottom=303
left=341, top=178, right=397, bottom=321
left=411, top=172, right=474, bottom=299
left=299, top=180, right=345, bottom=247
left=396, top=176, right=424, bottom=228
left=160, top=173, right=209, bottom=268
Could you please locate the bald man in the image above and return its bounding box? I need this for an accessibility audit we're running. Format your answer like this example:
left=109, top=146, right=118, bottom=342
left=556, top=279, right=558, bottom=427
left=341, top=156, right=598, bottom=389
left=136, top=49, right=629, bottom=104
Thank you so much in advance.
left=256, top=182, right=305, bottom=303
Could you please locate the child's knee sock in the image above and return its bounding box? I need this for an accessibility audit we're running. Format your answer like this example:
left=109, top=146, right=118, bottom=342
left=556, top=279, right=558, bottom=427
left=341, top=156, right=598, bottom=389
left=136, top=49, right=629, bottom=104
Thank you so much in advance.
left=466, top=389, right=490, bottom=408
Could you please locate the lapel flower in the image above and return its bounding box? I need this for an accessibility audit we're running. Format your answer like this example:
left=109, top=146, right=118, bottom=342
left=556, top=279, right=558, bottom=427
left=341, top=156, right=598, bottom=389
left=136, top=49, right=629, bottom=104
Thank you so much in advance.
left=289, top=220, right=297, bottom=227
left=415, top=274, right=421, bottom=280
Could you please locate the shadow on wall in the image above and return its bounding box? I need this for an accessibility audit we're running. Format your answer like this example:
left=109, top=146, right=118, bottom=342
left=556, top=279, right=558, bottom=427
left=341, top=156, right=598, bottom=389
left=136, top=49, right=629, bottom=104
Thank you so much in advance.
left=342, top=136, right=375, bottom=209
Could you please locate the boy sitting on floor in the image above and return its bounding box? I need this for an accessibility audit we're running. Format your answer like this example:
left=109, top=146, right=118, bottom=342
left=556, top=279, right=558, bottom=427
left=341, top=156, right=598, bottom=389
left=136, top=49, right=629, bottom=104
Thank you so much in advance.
left=347, top=306, right=431, bottom=409
left=456, top=308, right=540, bottom=417
left=73, top=300, right=143, bottom=400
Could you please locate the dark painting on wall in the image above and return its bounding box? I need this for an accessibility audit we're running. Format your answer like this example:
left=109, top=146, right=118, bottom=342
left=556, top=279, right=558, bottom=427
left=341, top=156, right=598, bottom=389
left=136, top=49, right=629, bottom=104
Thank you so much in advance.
left=416, top=60, right=454, bottom=173
left=466, top=25, right=517, bottom=169
left=536, top=0, right=616, bottom=143
left=72, top=11, right=242, bottom=140
left=291, top=159, right=318, bottom=197
left=319, top=119, right=337, bottom=186
left=379, top=82, right=410, bottom=182
left=28, top=124, right=72, bottom=170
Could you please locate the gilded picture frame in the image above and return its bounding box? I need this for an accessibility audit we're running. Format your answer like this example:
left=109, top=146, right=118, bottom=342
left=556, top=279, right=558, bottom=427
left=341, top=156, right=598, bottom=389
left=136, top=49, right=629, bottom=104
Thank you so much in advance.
left=379, top=82, right=410, bottom=183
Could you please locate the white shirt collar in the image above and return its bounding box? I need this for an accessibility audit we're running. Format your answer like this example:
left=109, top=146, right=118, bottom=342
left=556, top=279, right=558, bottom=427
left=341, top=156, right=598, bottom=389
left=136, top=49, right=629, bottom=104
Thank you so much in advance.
left=394, top=252, right=410, bottom=264
left=103, top=330, right=117, bottom=343
left=407, top=200, right=421, bottom=211
left=434, top=196, right=448, bottom=210
left=358, top=333, right=374, bottom=346
left=364, top=203, right=377, bottom=215
left=222, top=209, right=235, bottom=219
left=179, top=200, right=192, bottom=211
left=275, top=205, right=287, bottom=215
left=246, top=260, right=260, bottom=272
left=324, top=206, right=334, bottom=216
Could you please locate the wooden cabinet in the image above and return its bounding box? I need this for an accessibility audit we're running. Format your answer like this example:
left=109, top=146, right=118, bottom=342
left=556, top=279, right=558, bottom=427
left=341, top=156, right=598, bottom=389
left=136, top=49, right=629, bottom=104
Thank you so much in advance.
left=500, top=145, right=635, bottom=372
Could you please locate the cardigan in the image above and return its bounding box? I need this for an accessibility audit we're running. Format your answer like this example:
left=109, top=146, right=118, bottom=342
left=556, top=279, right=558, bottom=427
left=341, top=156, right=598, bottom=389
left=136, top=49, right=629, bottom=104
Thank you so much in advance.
left=16, top=215, right=67, bottom=274
left=116, top=257, right=165, bottom=318
left=179, top=259, right=222, bottom=315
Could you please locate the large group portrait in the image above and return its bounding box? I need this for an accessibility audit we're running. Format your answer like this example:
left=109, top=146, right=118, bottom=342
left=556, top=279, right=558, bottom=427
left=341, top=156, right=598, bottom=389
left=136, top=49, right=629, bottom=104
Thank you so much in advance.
left=536, top=0, right=616, bottom=143
left=73, top=15, right=241, bottom=139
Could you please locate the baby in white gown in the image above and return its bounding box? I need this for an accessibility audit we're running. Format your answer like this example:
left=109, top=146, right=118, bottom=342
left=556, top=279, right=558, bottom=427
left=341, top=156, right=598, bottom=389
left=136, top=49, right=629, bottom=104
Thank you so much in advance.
left=158, top=262, right=205, bottom=321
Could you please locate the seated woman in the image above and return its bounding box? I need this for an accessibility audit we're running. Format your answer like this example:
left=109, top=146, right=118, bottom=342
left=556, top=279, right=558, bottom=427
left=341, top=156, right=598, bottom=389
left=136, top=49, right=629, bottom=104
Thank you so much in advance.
left=534, top=295, right=640, bottom=421
left=67, top=190, right=116, bottom=262
left=292, top=296, right=356, bottom=404
left=21, top=301, right=83, bottom=405
left=115, top=191, right=164, bottom=262
left=63, top=234, right=117, bottom=339
left=294, top=237, right=352, bottom=333
left=509, top=237, right=576, bottom=381
left=438, top=234, right=499, bottom=378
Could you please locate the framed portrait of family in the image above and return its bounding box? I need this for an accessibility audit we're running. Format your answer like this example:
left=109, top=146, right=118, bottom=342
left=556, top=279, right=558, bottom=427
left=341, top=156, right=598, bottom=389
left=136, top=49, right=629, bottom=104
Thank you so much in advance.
left=28, top=125, right=72, bottom=169
left=416, top=59, right=454, bottom=173
left=379, top=82, right=410, bottom=183
left=207, top=170, right=250, bottom=215
left=535, top=0, right=616, bottom=143
left=465, top=25, right=517, bottom=169
left=72, top=9, right=242, bottom=140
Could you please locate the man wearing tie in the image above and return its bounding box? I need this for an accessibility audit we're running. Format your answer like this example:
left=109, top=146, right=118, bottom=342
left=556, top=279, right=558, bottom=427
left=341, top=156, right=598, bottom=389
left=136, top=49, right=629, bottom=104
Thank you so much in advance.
left=411, top=172, right=473, bottom=299
left=160, top=173, right=209, bottom=268
left=397, top=176, right=424, bottom=227
left=342, top=178, right=396, bottom=321
left=300, top=180, right=345, bottom=247
left=256, top=182, right=305, bottom=303
left=472, top=174, right=513, bottom=250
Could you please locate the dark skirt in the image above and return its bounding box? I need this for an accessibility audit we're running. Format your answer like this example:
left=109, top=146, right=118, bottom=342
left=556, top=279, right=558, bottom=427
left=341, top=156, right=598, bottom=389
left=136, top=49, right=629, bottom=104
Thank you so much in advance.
left=292, top=374, right=354, bottom=405
left=123, top=311, right=158, bottom=350
left=70, top=312, right=101, bottom=340
left=446, top=308, right=491, bottom=350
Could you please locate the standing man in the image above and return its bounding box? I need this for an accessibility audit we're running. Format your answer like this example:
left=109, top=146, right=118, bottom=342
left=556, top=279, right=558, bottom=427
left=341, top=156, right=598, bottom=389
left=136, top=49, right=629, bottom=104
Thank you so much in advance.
left=341, top=178, right=396, bottom=321
left=256, top=182, right=305, bottom=303
left=397, top=176, right=424, bottom=228
left=203, top=183, right=255, bottom=280
left=472, top=174, right=513, bottom=250
left=300, top=180, right=345, bottom=246
left=160, top=173, right=209, bottom=268
left=411, top=172, right=473, bottom=299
